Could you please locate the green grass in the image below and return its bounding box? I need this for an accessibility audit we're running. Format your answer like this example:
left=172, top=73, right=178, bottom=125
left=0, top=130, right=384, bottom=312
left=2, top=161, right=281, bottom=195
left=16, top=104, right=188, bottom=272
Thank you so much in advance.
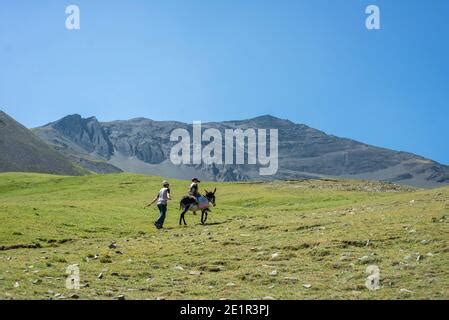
left=0, top=172, right=448, bottom=300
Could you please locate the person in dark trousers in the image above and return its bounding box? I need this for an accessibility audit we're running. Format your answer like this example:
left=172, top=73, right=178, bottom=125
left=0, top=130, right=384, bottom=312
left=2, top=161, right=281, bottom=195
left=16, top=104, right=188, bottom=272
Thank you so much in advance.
left=146, top=180, right=171, bottom=229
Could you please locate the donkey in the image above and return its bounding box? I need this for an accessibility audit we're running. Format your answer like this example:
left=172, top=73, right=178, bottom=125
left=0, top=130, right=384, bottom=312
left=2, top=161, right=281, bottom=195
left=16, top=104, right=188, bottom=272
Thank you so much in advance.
left=179, top=188, right=216, bottom=225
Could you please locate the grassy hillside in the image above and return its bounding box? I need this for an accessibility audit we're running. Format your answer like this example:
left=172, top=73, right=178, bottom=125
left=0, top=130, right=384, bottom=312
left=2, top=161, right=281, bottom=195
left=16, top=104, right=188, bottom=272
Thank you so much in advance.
left=0, top=111, right=88, bottom=176
left=0, top=173, right=448, bottom=300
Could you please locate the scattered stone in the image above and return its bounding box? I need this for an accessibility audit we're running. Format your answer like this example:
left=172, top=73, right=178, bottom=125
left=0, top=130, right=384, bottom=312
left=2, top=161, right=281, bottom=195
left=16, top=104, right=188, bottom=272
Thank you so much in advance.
left=226, top=282, right=236, bottom=287
left=210, top=266, right=224, bottom=272
left=116, top=295, right=125, bottom=300
left=358, top=255, right=378, bottom=264
left=400, top=288, right=413, bottom=294
left=269, top=270, right=278, bottom=276
left=262, top=296, right=275, bottom=300
left=340, top=254, right=351, bottom=261
left=97, top=272, right=104, bottom=279
left=69, top=294, right=79, bottom=299
left=32, top=279, right=42, bottom=284
left=189, top=271, right=202, bottom=276
left=13, top=281, right=19, bottom=288
left=283, top=277, right=298, bottom=283
left=108, top=242, right=117, bottom=249
left=271, top=253, right=280, bottom=260
left=104, top=290, right=114, bottom=297
left=303, top=284, right=312, bottom=289
left=174, top=265, right=185, bottom=271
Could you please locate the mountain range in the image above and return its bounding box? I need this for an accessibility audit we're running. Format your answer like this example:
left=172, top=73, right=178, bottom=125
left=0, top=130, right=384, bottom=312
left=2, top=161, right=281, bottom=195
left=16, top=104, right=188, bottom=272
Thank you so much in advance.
left=25, top=113, right=449, bottom=188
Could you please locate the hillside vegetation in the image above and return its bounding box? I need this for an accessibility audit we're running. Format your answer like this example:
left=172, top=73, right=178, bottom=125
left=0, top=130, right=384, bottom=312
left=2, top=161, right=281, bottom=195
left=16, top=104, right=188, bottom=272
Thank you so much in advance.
left=0, top=173, right=448, bottom=299
left=0, top=111, right=87, bottom=176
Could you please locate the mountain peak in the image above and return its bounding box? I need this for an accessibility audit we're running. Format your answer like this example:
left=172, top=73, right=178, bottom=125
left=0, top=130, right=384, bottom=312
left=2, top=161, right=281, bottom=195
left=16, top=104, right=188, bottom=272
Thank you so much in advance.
left=45, top=114, right=113, bottom=158
left=246, top=114, right=294, bottom=126
left=58, top=114, right=82, bottom=122
left=251, top=114, right=281, bottom=120
left=58, top=114, right=100, bottom=123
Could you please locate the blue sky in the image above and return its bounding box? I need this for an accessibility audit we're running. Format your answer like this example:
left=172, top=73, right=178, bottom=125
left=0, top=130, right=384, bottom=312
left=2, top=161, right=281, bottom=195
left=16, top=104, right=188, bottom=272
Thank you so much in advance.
left=1, top=0, right=448, bottom=164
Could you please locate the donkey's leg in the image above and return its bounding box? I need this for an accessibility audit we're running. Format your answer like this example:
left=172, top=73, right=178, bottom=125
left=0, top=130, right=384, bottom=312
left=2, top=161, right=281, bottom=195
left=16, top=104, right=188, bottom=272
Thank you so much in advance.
left=200, top=210, right=205, bottom=225
left=182, top=207, right=189, bottom=225
left=180, top=207, right=188, bottom=225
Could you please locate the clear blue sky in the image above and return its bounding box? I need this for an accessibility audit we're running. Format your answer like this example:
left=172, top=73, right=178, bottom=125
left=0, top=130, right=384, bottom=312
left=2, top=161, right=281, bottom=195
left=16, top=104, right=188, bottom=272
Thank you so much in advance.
left=1, top=0, right=448, bottom=164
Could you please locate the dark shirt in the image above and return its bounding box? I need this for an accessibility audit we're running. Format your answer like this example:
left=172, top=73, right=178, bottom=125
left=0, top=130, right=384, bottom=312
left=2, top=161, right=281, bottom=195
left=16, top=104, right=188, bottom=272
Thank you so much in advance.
left=189, top=183, right=199, bottom=196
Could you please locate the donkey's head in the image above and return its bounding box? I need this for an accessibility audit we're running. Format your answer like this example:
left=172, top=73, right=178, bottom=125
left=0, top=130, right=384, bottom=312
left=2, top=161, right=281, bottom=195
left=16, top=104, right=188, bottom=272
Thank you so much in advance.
left=204, top=188, right=217, bottom=207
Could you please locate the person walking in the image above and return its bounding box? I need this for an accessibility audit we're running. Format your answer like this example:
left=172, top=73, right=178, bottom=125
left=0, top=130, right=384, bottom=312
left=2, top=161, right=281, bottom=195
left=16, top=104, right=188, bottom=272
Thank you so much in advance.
left=146, top=180, right=171, bottom=229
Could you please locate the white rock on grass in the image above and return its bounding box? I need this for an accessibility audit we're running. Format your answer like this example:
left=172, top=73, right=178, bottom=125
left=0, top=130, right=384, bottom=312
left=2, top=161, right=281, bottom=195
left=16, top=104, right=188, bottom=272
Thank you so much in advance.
left=271, top=253, right=280, bottom=260
left=400, top=288, right=414, bottom=294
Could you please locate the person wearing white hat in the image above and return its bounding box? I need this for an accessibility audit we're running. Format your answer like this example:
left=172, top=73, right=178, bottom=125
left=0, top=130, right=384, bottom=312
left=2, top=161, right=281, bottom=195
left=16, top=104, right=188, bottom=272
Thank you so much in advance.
left=146, top=180, right=171, bottom=229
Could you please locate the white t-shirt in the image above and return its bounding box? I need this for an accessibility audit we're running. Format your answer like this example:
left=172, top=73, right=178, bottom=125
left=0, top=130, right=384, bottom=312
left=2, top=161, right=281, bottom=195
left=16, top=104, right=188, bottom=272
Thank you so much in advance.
left=157, top=187, right=170, bottom=205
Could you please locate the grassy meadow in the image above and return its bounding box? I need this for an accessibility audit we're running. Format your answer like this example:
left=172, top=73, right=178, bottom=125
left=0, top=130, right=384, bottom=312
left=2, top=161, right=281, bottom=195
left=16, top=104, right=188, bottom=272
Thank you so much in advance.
left=0, top=172, right=448, bottom=300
